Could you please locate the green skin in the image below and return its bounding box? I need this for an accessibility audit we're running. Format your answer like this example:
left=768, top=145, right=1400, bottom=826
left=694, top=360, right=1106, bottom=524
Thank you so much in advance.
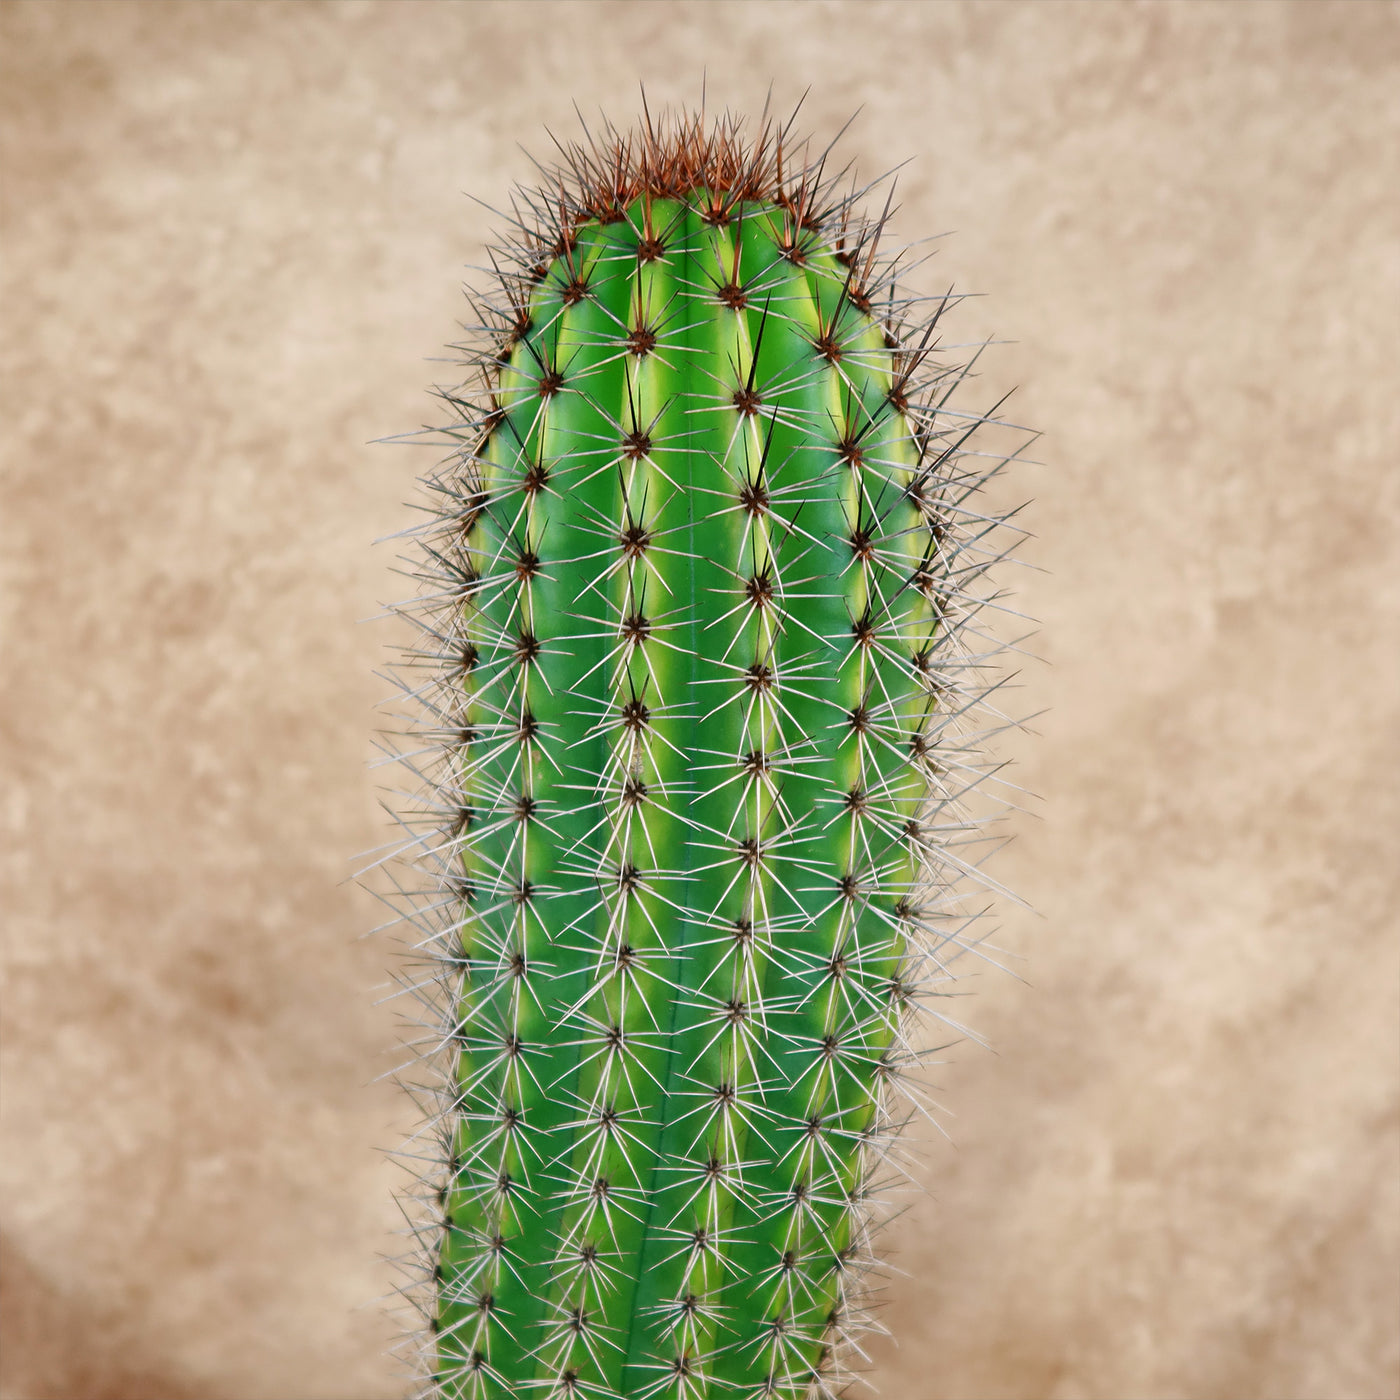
left=434, top=194, right=942, bottom=1398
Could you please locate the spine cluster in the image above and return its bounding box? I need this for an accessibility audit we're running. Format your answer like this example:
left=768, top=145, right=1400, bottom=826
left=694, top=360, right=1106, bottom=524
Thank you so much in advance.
left=377, top=108, right=1028, bottom=1400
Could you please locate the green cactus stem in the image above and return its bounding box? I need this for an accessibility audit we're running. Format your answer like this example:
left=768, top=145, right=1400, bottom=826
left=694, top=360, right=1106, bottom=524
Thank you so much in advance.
left=377, top=103, right=1028, bottom=1400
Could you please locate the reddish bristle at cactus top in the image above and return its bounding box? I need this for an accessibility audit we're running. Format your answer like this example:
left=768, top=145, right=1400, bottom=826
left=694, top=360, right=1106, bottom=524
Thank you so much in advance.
left=372, top=99, right=1034, bottom=1400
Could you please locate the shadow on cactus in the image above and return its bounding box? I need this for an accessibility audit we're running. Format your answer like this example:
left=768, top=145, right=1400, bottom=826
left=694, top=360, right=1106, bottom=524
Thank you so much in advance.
left=372, top=100, right=1035, bottom=1400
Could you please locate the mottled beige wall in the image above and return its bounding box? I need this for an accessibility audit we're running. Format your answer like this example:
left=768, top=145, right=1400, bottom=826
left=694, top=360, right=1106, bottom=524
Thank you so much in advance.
left=1, top=3, right=1395, bottom=1398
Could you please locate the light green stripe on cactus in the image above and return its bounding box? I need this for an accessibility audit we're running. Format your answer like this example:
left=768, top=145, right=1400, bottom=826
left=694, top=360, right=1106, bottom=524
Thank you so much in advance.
left=385, top=111, right=1020, bottom=1400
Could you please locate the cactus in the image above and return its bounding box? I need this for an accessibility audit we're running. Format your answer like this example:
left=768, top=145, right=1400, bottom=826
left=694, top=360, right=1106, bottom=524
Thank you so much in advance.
left=377, top=102, right=1028, bottom=1400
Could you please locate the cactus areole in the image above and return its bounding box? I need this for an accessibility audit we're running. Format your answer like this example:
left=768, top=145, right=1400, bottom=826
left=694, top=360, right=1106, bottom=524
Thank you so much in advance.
left=383, top=105, right=1023, bottom=1399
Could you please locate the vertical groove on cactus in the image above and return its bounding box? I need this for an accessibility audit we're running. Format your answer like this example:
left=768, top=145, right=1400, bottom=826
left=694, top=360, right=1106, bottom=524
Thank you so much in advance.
left=372, top=102, right=1033, bottom=1400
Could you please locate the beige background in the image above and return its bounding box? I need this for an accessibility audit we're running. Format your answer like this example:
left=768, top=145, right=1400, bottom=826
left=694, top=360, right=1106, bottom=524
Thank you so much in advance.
left=2, top=3, right=1397, bottom=1398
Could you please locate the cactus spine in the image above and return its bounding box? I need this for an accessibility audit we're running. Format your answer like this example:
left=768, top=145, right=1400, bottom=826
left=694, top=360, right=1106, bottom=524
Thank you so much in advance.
left=380, top=105, right=1026, bottom=1400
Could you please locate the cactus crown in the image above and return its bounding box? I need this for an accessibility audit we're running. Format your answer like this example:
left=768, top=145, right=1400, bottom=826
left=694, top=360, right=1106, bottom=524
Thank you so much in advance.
left=376, top=101, right=1030, bottom=1400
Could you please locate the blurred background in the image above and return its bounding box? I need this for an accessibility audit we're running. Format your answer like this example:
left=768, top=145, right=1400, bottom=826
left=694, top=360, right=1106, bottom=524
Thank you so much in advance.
left=2, top=3, right=1396, bottom=1398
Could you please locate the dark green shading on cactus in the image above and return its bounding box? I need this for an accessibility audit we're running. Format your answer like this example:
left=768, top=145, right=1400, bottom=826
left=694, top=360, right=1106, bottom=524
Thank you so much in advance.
left=376, top=104, right=1031, bottom=1400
